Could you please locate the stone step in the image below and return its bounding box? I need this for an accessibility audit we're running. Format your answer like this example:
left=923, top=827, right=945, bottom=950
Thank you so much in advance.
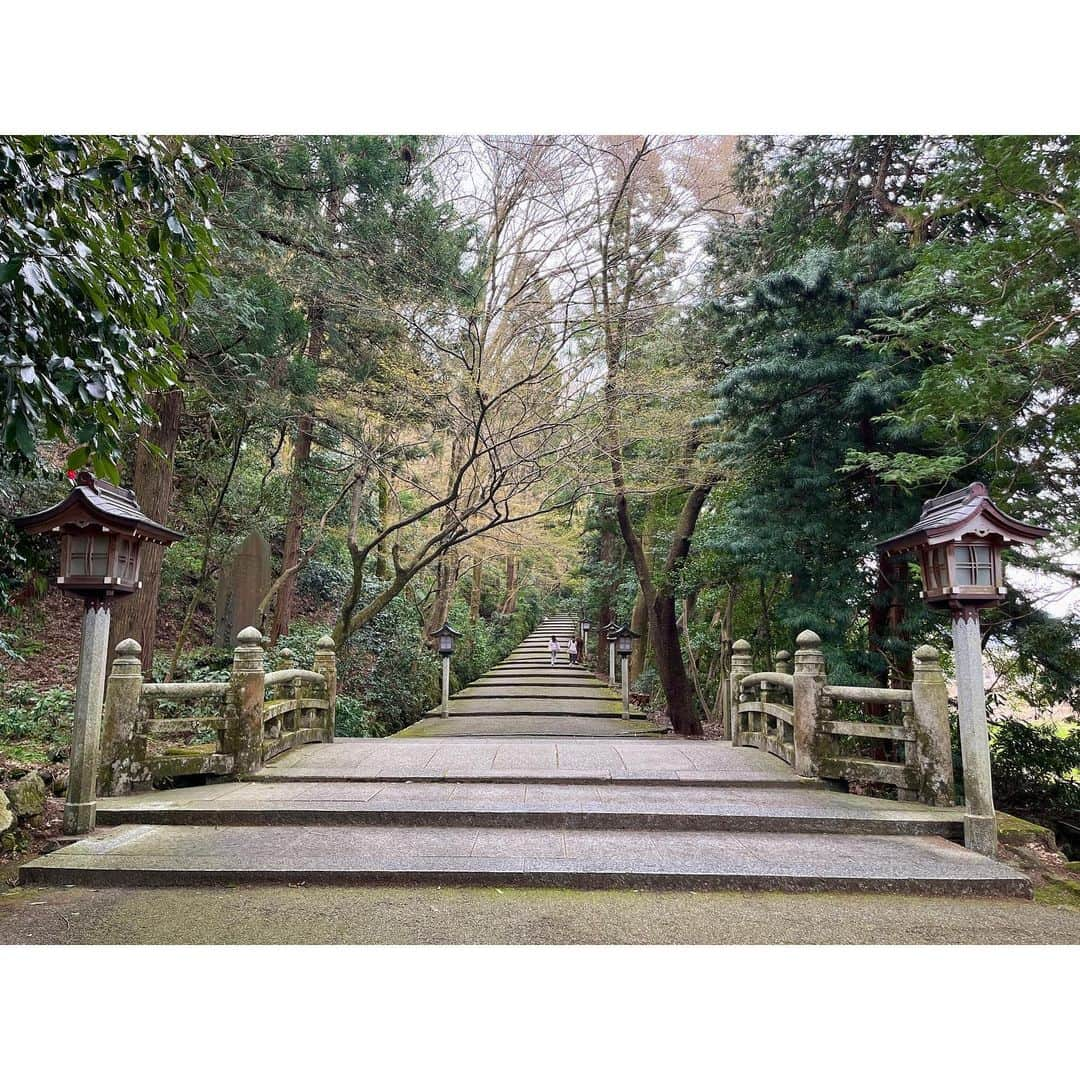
left=93, top=780, right=967, bottom=837
left=424, top=697, right=646, bottom=719
left=19, top=823, right=1032, bottom=896
left=245, top=771, right=821, bottom=787
left=251, top=736, right=828, bottom=785
left=398, top=715, right=663, bottom=737
left=456, top=687, right=620, bottom=700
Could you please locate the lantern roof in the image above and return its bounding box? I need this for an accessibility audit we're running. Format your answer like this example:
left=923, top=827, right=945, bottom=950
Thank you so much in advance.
left=12, top=470, right=185, bottom=545
left=430, top=621, right=462, bottom=639
left=877, top=482, right=1049, bottom=556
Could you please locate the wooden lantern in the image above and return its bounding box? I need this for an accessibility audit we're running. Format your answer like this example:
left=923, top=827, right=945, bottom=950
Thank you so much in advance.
left=13, top=470, right=184, bottom=601
left=877, top=482, right=1049, bottom=611
left=431, top=621, right=462, bottom=657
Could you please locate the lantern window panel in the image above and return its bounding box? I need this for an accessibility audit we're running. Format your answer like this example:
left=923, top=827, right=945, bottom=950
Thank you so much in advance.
left=929, top=545, right=950, bottom=589
left=115, top=537, right=136, bottom=581
left=954, top=543, right=993, bottom=587
left=68, top=533, right=110, bottom=577
left=68, top=534, right=89, bottom=575
left=89, top=535, right=109, bottom=576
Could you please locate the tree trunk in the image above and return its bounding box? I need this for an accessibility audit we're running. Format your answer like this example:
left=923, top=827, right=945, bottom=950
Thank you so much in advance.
left=594, top=509, right=618, bottom=675
left=756, top=577, right=774, bottom=673
left=501, top=554, right=518, bottom=615
left=109, top=388, right=183, bottom=673
left=470, top=558, right=483, bottom=620
left=611, top=483, right=710, bottom=738
left=425, top=556, right=461, bottom=637
left=628, top=587, right=649, bottom=683
left=423, top=432, right=469, bottom=637
left=374, top=474, right=391, bottom=579
left=876, top=553, right=912, bottom=688
left=271, top=304, right=324, bottom=643
left=651, top=590, right=701, bottom=735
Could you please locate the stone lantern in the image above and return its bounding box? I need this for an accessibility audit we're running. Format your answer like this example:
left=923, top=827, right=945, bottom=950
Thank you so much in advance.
left=13, top=471, right=183, bottom=833
left=600, top=620, right=618, bottom=683
left=878, top=482, right=1049, bottom=856
left=430, top=621, right=461, bottom=718
left=613, top=625, right=641, bottom=721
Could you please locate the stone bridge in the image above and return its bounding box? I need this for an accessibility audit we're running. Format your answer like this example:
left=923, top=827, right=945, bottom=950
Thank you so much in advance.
left=21, top=616, right=1030, bottom=896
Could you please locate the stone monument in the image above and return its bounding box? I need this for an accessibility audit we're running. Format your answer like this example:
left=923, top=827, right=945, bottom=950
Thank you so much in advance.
left=214, top=531, right=272, bottom=647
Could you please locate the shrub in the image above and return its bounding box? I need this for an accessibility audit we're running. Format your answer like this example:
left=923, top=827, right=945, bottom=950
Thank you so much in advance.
left=0, top=682, right=74, bottom=743
left=298, top=558, right=351, bottom=604
left=990, top=716, right=1080, bottom=857
left=334, top=694, right=397, bottom=739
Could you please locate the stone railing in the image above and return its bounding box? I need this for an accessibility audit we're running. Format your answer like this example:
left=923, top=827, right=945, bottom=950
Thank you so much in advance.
left=728, top=649, right=797, bottom=768
left=99, top=626, right=337, bottom=795
left=731, top=631, right=954, bottom=807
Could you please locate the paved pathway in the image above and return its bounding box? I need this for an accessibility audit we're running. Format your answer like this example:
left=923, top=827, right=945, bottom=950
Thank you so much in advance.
left=399, top=616, right=667, bottom=737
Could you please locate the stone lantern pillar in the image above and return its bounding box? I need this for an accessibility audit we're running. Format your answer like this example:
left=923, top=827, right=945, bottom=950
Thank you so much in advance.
left=878, top=482, right=1049, bottom=856
left=13, top=472, right=183, bottom=833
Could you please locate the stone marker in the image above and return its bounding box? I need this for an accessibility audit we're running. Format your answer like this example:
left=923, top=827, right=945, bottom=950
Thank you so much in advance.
left=214, top=531, right=271, bottom=647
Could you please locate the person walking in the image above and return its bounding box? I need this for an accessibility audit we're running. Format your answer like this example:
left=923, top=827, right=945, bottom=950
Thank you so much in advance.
left=568, top=638, right=579, bottom=666
left=548, top=635, right=560, bottom=666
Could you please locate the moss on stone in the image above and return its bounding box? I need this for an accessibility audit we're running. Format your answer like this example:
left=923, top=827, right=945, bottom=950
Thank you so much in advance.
left=996, top=811, right=1055, bottom=842
left=1034, top=878, right=1080, bottom=912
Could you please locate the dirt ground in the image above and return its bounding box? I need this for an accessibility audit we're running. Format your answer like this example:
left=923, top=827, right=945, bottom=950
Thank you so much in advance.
left=2, top=874, right=1078, bottom=944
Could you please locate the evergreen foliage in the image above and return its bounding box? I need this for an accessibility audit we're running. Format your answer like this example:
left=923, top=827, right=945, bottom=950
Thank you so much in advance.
left=0, top=135, right=219, bottom=477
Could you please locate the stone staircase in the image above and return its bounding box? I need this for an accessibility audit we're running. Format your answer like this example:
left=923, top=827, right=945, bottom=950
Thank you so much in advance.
left=19, top=617, right=1032, bottom=897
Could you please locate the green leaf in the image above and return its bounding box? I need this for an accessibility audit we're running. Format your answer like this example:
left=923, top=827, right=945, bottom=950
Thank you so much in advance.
left=0, top=257, right=22, bottom=285
left=91, top=453, right=121, bottom=484
left=66, top=445, right=91, bottom=470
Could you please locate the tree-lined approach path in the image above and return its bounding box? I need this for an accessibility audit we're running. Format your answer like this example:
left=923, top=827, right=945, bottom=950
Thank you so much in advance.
left=401, top=616, right=666, bottom=737
left=20, top=617, right=1031, bottom=896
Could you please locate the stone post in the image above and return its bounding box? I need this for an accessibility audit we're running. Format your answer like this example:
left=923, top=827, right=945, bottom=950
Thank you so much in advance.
left=440, top=655, right=451, bottom=718
left=229, top=625, right=265, bottom=776
left=313, top=635, right=337, bottom=741
left=952, top=608, right=997, bottom=856
left=272, top=647, right=298, bottom=736
left=65, top=600, right=112, bottom=834
left=773, top=650, right=792, bottom=675
left=608, top=638, right=616, bottom=685
left=729, top=639, right=752, bottom=747
left=275, top=648, right=297, bottom=682
left=792, top=630, right=826, bottom=778
left=910, top=644, right=955, bottom=807
left=99, top=638, right=145, bottom=796
left=620, top=654, right=631, bottom=721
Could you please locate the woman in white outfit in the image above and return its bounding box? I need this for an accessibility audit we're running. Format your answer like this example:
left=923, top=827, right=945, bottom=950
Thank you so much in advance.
left=548, top=635, right=560, bottom=666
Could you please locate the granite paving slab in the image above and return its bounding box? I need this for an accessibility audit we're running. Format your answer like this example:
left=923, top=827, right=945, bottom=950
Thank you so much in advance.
left=425, top=696, right=636, bottom=717
left=456, top=685, right=617, bottom=700
left=253, top=737, right=821, bottom=784
left=20, top=823, right=1032, bottom=896
left=96, top=779, right=965, bottom=836
left=400, top=714, right=663, bottom=737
